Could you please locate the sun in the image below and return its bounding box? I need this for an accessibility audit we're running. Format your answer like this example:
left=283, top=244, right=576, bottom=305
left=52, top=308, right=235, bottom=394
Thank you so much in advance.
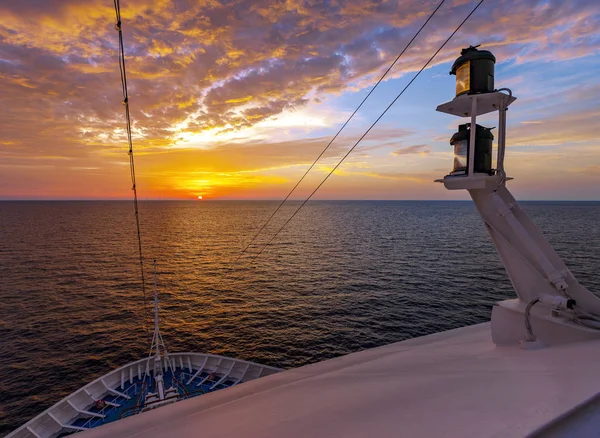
left=197, top=195, right=203, bottom=200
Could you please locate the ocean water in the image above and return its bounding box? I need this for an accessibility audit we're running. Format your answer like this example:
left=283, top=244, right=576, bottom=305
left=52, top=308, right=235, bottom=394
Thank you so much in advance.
left=1, top=200, right=599, bottom=434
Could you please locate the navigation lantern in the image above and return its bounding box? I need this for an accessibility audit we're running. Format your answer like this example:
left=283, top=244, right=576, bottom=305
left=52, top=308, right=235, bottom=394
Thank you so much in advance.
left=450, top=123, right=494, bottom=175
left=450, top=46, right=496, bottom=96
left=436, top=46, right=516, bottom=189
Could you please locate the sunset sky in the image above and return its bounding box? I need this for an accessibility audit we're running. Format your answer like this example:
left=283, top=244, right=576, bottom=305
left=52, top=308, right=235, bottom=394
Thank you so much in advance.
left=1, top=0, right=599, bottom=200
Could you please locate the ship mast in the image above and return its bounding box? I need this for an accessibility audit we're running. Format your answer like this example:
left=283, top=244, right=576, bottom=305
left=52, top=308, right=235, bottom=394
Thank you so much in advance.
left=436, top=46, right=600, bottom=347
left=143, top=261, right=176, bottom=405
left=151, top=260, right=164, bottom=375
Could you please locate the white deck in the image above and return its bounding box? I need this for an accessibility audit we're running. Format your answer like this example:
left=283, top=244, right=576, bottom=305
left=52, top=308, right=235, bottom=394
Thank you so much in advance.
left=77, top=322, right=600, bottom=438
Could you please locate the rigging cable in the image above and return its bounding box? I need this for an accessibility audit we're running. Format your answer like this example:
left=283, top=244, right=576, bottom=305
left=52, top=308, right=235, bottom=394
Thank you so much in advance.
left=232, top=0, right=486, bottom=269
left=219, top=0, right=447, bottom=279
left=113, top=0, right=149, bottom=339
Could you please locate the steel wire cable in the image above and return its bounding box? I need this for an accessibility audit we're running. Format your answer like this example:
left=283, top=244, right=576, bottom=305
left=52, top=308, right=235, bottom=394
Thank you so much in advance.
left=113, top=0, right=149, bottom=339
left=227, top=0, right=486, bottom=274
left=217, top=0, right=447, bottom=282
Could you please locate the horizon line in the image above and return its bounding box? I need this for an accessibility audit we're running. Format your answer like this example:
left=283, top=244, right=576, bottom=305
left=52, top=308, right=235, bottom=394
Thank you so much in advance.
left=1, top=198, right=599, bottom=202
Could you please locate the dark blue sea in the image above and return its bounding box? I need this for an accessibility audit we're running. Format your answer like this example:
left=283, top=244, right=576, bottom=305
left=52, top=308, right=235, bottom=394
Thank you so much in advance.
left=1, top=200, right=599, bottom=434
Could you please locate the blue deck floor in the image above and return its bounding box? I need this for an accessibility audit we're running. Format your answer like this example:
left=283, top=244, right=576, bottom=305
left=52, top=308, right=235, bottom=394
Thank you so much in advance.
left=64, top=368, right=236, bottom=432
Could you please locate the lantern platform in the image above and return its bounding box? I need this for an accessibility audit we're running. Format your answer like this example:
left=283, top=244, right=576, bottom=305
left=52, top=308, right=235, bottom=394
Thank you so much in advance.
left=434, top=173, right=513, bottom=190
left=436, top=91, right=516, bottom=118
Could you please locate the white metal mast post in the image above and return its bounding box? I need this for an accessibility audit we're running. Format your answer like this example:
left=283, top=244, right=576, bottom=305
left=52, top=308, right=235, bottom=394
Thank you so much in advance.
left=152, top=260, right=162, bottom=377
left=142, top=261, right=177, bottom=408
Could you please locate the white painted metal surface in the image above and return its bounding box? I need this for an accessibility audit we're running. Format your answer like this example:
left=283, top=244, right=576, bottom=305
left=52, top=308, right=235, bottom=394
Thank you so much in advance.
left=436, top=91, right=516, bottom=117
left=74, top=324, right=600, bottom=438
left=469, top=159, right=600, bottom=346
left=434, top=172, right=513, bottom=190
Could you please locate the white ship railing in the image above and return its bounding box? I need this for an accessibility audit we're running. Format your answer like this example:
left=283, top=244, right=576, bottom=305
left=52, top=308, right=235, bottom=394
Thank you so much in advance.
left=6, top=353, right=282, bottom=438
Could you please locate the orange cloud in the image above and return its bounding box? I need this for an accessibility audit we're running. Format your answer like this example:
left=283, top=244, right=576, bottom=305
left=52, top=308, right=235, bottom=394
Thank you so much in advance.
left=391, top=145, right=431, bottom=156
